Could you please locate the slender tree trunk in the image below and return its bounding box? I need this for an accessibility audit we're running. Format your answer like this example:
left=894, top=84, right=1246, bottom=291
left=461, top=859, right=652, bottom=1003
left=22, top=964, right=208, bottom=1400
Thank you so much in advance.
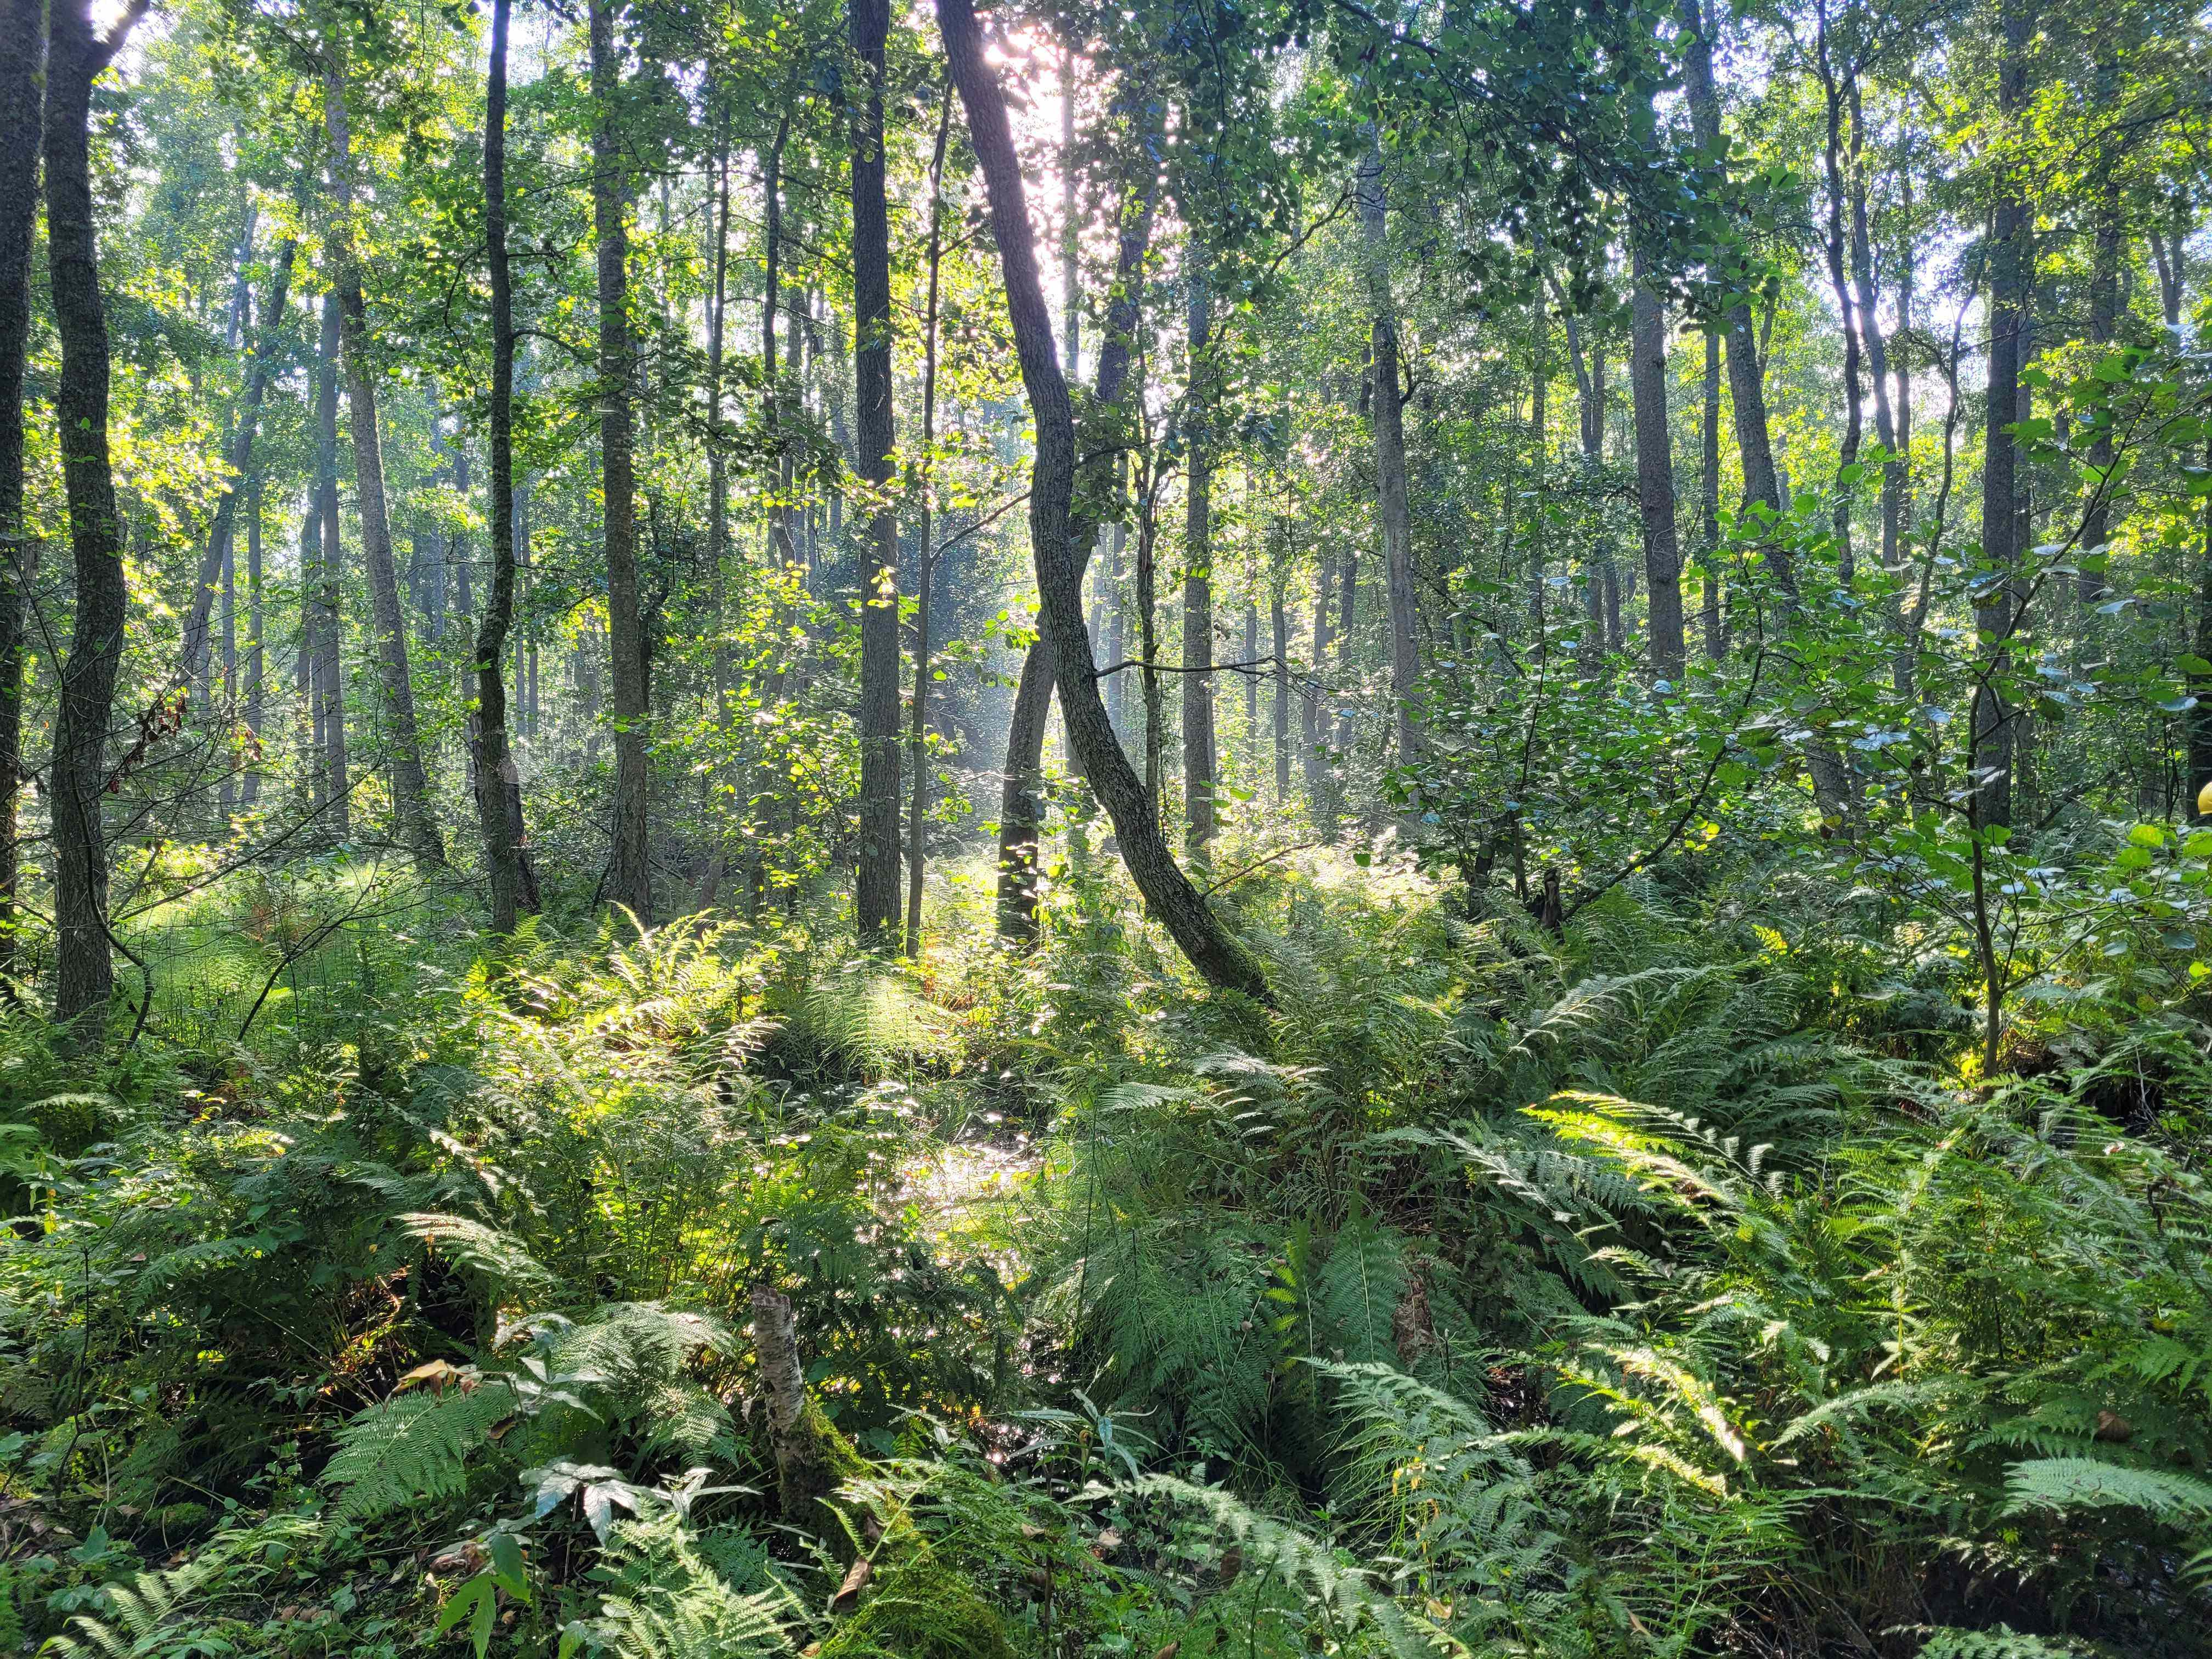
left=325, top=68, right=443, bottom=866
left=2081, top=70, right=2119, bottom=606
left=1814, top=36, right=1864, bottom=585
left=1305, top=550, right=1333, bottom=826
left=590, top=0, right=652, bottom=922
left=1679, top=0, right=1785, bottom=549
left=0, top=0, right=44, bottom=978
left=475, top=0, right=537, bottom=935
left=1182, top=262, right=1217, bottom=853
left=906, top=89, right=952, bottom=959
left=1271, top=579, right=1290, bottom=804
left=1335, top=551, right=1357, bottom=792
left=1847, top=85, right=1902, bottom=583
left=1699, top=328, right=1722, bottom=658
left=241, top=471, right=264, bottom=807
left=183, top=240, right=294, bottom=701
left=940, top=0, right=1265, bottom=998
left=1974, top=0, right=2033, bottom=832
left=1357, top=137, right=1419, bottom=766
left=851, top=0, right=901, bottom=946
left=313, top=292, right=351, bottom=837
left=1629, top=254, right=1684, bottom=684
left=44, top=0, right=146, bottom=1041
left=994, top=114, right=1160, bottom=939
left=217, top=522, right=236, bottom=820
left=1139, top=477, right=1164, bottom=820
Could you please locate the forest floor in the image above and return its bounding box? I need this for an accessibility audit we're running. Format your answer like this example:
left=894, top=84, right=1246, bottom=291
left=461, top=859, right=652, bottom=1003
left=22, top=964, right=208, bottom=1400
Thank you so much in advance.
left=3, top=844, right=2209, bottom=1659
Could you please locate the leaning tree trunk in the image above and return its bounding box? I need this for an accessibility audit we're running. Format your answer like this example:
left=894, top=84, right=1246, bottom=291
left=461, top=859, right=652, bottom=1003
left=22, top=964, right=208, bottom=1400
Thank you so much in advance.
left=0, top=0, right=43, bottom=979
left=850, top=0, right=902, bottom=947
left=1629, top=253, right=1685, bottom=685
left=993, top=112, right=1160, bottom=941
left=1357, top=138, right=1419, bottom=768
left=325, top=69, right=444, bottom=867
left=590, top=0, right=653, bottom=924
left=475, top=0, right=538, bottom=934
left=44, top=0, right=146, bottom=1042
left=939, top=0, right=1266, bottom=999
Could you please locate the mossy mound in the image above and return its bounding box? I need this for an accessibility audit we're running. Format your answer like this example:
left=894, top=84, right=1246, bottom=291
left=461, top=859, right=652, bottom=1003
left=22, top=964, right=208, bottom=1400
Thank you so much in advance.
left=815, top=1555, right=1017, bottom=1659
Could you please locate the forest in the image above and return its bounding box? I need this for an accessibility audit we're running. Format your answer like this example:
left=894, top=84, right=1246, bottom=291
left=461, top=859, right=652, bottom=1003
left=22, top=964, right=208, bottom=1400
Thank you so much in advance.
left=1, top=0, right=2210, bottom=1650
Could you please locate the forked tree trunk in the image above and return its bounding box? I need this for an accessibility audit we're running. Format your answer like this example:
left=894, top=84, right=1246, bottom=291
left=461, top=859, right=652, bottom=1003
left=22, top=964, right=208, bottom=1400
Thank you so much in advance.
left=476, top=0, right=538, bottom=934
left=0, top=0, right=44, bottom=978
left=939, top=0, right=1265, bottom=999
left=851, top=0, right=902, bottom=947
left=325, top=67, right=443, bottom=867
left=590, top=0, right=653, bottom=923
left=44, top=0, right=147, bottom=1041
left=993, top=113, right=1160, bottom=941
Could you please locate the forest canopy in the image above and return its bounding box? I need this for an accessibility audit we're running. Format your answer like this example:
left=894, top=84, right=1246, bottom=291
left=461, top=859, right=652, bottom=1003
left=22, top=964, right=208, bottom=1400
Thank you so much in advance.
left=2, top=0, right=2211, bottom=1651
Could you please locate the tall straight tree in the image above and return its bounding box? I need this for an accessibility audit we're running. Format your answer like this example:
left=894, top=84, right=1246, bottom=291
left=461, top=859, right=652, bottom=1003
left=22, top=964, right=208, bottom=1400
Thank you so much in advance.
left=1356, top=138, right=1419, bottom=765
left=475, top=0, right=538, bottom=934
left=938, top=0, right=1265, bottom=998
left=590, top=0, right=652, bottom=922
left=907, top=88, right=953, bottom=958
left=1699, top=328, right=1723, bottom=658
left=0, top=0, right=42, bottom=978
left=325, top=65, right=444, bottom=866
left=1973, top=0, right=2033, bottom=831
left=1629, top=252, right=1685, bottom=683
left=44, top=0, right=149, bottom=1041
left=850, top=0, right=902, bottom=946
left=1182, top=260, right=1218, bottom=851
left=310, top=291, right=352, bottom=836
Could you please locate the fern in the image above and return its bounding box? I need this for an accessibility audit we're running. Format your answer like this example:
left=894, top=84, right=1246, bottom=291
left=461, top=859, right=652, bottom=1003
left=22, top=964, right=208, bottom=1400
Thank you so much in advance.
left=569, top=1514, right=793, bottom=1659
left=321, top=1379, right=519, bottom=1520
left=2004, top=1457, right=2212, bottom=1520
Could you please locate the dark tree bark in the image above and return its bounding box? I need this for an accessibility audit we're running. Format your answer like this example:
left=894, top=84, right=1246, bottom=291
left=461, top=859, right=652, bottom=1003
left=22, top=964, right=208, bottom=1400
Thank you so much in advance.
left=1271, top=577, right=1291, bottom=804
left=906, top=88, right=952, bottom=959
left=994, top=111, right=1159, bottom=940
left=475, top=0, right=538, bottom=935
left=1678, top=0, right=1786, bottom=551
left=850, top=0, right=901, bottom=947
left=939, top=0, right=1265, bottom=998
left=0, top=0, right=44, bottom=977
left=1182, top=262, right=1218, bottom=853
left=1357, top=138, right=1419, bottom=765
left=590, top=0, right=652, bottom=923
left=1629, top=256, right=1685, bottom=684
left=1974, top=0, right=2033, bottom=832
left=241, top=472, right=264, bottom=808
left=325, top=69, right=443, bottom=866
left=44, top=0, right=148, bottom=1040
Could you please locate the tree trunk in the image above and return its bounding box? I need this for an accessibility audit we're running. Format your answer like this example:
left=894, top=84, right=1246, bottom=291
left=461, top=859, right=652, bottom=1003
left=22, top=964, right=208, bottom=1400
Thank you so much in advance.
left=44, top=0, right=146, bottom=1041
left=1182, top=262, right=1218, bottom=853
left=1629, top=257, right=1684, bottom=684
left=1814, top=38, right=1864, bottom=585
left=325, top=67, right=444, bottom=867
left=1847, top=85, right=1903, bottom=584
left=241, top=471, right=263, bottom=808
left=0, top=0, right=43, bottom=977
left=1678, top=0, right=1785, bottom=548
left=906, top=89, right=952, bottom=959
left=2081, top=67, right=2119, bottom=606
left=1699, top=328, right=1723, bottom=658
left=1305, top=551, right=1333, bottom=827
left=590, top=0, right=652, bottom=923
left=851, top=0, right=902, bottom=947
left=1357, top=138, right=1419, bottom=766
left=1271, top=579, right=1290, bottom=804
left=182, top=240, right=294, bottom=702
left=475, top=0, right=537, bottom=935
left=939, top=0, right=1265, bottom=999
left=993, top=112, right=1160, bottom=939
left=312, top=292, right=351, bottom=838
left=1974, top=0, right=2032, bottom=832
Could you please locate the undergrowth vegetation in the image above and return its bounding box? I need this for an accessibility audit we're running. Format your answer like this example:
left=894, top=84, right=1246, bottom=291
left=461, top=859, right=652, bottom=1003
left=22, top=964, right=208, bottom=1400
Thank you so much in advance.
left=3, top=850, right=2209, bottom=1658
